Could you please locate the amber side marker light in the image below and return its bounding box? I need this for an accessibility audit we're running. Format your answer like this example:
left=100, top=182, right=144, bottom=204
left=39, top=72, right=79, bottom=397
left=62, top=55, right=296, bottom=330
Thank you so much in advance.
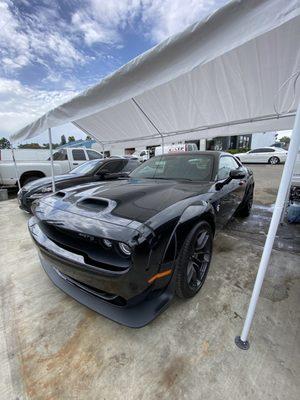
left=148, top=269, right=172, bottom=284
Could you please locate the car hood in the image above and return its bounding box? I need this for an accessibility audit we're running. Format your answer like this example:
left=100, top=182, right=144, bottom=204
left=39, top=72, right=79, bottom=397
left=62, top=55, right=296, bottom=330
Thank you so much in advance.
left=39, top=178, right=213, bottom=223
left=23, top=173, right=83, bottom=191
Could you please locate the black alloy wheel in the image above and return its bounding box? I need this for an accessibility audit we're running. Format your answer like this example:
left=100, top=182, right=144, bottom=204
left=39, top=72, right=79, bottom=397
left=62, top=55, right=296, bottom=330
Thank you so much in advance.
left=176, top=221, right=213, bottom=298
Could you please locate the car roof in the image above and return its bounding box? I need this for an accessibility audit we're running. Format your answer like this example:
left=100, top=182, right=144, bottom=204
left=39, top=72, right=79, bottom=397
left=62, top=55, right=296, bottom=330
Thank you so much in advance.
left=253, top=146, right=282, bottom=150
left=153, top=150, right=223, bottom=157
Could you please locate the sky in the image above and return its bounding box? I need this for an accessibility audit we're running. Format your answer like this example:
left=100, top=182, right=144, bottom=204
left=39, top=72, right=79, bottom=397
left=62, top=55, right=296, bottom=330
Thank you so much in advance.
left=0, top=0, right=229, bottom=145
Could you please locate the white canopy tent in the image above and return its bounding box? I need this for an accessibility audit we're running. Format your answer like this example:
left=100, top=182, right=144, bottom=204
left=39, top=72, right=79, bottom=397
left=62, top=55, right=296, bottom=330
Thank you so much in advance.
left=10, top=0, right=300, bottom=348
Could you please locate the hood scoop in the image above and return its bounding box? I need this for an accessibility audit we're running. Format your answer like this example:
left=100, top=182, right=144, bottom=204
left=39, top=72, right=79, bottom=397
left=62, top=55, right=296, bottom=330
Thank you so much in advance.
left=55, top=191, right=66, bottom=198
left=76, top=197, right=109, bottom=212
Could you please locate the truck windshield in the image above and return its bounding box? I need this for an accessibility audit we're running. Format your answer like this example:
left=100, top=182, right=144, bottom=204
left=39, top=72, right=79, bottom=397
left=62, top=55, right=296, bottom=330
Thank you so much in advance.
left=130, top=154, right=214, bottom=182
left=70, top=160, right=102, bottom=175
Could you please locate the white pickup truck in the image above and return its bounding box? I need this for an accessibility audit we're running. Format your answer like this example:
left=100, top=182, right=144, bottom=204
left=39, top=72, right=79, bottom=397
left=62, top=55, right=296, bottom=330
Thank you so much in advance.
left=0, top=147, right=103, bottom=187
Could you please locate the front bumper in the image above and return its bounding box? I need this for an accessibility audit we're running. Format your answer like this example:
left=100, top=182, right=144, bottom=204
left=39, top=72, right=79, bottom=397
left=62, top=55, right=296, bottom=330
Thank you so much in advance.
left=28, top=217, right=175, bottom=327
left=18, top=189, right=32, bottom=212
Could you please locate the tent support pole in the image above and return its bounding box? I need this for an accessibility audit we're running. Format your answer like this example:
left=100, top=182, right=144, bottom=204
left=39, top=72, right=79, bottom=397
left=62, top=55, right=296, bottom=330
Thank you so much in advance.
left=101, top=142, right=105, bottom=158
left=235, top=103, right=300, bottom=350
left=48, top=128, right=56, bottom=193
left=132, top=98, right=164, bottom=154
left=11, top=145, right=21, bottom=190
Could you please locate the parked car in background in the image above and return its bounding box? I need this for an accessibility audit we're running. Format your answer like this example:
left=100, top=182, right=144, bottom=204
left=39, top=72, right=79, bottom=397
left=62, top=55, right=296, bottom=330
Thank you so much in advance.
left=235, top=147, right=288, bottom=164
left=0, top=147, right=103, bottom=188
left=18, top=157, right=139, bottom=212
left=28, top=151, right=254, bottom=327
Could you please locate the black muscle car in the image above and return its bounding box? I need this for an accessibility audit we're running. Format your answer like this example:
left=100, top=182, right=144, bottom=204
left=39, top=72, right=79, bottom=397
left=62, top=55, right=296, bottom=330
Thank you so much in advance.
left=28, top=151, right=254, bottom=327
left=18, top=157, right=140, bottom=212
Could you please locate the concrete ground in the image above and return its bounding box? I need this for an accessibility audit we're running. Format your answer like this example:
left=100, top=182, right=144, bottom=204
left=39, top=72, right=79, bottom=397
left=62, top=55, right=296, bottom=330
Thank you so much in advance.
left=0, top=165, right=299, bottom=400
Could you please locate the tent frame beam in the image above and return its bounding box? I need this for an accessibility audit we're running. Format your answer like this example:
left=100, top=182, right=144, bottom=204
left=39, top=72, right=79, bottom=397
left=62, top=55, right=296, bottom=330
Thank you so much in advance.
left=11, top=146, right=21, bottom=191
left=48, top=128, right=56, bottom=193
left=132, top=98, right=164, bottom=153
left=235, top=103, right=300, bottom=350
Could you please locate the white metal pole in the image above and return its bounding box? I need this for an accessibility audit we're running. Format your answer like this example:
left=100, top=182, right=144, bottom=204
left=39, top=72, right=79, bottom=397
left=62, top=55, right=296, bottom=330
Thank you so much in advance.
left=235, top=103, right=300, bottom=350
left=48, top=128, right=56, bottom=192
left=11, top=145, right=21, bottom=190
left=161, top=134, right=165, bottom=154
left=280, top=172, right=293, bottom=224
left=101, top=142, right=105, bottom=158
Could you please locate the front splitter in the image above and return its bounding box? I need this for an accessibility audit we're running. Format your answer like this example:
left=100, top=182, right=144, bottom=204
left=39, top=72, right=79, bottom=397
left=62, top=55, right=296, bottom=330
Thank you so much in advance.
left=40, top=253, right=175, bottom=328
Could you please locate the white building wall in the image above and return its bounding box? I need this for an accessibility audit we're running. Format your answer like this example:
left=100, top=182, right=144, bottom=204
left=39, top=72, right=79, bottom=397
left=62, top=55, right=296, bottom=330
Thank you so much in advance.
left=93, top=137, right=193, bottom=156
left=92, top=132, right=278, bottom=155
left=250, top=132, right=277, bottom=149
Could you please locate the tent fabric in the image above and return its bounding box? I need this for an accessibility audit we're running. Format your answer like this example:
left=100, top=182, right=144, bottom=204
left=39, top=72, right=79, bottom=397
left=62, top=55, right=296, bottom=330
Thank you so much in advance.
left=10, top=0, right=300, bottom=143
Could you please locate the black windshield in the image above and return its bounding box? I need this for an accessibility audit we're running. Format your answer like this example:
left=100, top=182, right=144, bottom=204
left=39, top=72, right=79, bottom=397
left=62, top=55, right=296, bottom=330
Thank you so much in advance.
left=130, top=154, right=214, bottom=181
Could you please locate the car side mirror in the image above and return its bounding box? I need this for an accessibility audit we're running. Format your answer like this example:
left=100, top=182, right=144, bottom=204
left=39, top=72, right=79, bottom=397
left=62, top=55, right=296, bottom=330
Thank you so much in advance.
left=229, top=169, right=245, bottom=179
left=215, top=169, right=245, bottom=190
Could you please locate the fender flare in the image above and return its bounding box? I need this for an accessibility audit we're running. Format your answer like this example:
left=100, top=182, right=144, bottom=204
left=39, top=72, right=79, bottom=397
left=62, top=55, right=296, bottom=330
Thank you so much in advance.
left=161, top=201, right=216, bottom=265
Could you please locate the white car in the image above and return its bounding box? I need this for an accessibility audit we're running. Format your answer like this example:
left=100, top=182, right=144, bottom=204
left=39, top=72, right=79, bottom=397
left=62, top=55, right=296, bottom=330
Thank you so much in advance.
left=235, top=147, right=288, bottom=165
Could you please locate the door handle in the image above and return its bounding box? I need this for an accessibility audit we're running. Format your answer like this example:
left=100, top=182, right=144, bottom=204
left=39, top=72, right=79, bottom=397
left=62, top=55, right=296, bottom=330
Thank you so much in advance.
left=73, top=163, right=78, bottom=165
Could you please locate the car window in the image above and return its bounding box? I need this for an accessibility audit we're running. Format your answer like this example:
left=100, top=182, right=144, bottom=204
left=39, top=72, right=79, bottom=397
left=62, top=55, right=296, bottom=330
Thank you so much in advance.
left=130, top=154, right=214, bottom=181
left=70, top=160, right=101, bottom=174
left=87, top=150, right=102, bottom=159
left=52, top=149, right=67, bottom=160
left=72, top=149, right=87, bottom=161
left=122, top=160, right=140, bottom=172
left=98, top=160, right=126, bottom=174
left=249, top=148, right=274, bottom=153
left=218, top=156, right=240, bottom=180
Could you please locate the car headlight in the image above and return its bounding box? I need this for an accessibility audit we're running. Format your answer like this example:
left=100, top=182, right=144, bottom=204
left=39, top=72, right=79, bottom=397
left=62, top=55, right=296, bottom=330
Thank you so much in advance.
left=40, top=186, right=53, bottom=193
left=102, top=239, right=113, bottom=248
left=118, top=242, right=132, bottom=256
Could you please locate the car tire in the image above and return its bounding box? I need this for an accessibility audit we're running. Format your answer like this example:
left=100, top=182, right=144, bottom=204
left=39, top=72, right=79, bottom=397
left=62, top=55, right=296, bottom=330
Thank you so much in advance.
left=236, top=186, right=254, bottom=217
left=268, top=156, right=280, bottom=165
left=175, top=221, right=213, bottom=299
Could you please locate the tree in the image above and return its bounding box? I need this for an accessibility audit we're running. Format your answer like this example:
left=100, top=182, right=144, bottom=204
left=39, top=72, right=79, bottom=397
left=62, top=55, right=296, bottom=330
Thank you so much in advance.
left=279, top=136, right=290, bottom=145
left=68, top=135, right=76, bottom=143
left=0, top=137, right=11, bottom=149
left=60, top=135, right=66, bottom=145
left=86, top=135, right=92, bottom=140
left=18, top=143, right=42, bottom=149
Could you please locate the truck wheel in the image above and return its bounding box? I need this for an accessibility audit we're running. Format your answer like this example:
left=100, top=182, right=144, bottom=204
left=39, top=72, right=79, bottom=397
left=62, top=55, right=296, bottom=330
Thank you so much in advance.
left=175, top=221, right=213, bottom=298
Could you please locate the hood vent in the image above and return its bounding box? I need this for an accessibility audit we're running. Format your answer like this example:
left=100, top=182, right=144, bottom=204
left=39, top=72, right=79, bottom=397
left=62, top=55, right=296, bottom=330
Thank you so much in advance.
left=55, top=191, right=66, bottom=198
left=77, top=197, right=109, bottom=212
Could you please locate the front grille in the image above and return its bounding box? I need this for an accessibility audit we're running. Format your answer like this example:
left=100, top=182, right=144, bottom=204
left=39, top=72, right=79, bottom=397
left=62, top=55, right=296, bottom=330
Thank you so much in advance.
left=39, top=221, right=131, bottom=272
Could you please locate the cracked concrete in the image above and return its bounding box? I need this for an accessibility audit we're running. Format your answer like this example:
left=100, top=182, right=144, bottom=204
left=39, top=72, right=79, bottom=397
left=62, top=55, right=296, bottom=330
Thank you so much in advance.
left=0, top=164, right=299, bottom=400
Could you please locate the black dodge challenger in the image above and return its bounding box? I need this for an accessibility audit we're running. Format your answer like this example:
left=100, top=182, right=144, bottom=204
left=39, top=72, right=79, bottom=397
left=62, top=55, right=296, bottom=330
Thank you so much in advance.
left=18, top=157, right=140, bottom=212
left=28, top=151, right=254, bottom=327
